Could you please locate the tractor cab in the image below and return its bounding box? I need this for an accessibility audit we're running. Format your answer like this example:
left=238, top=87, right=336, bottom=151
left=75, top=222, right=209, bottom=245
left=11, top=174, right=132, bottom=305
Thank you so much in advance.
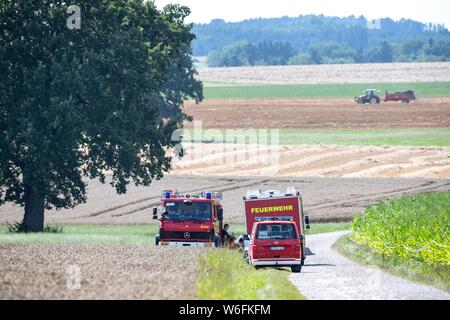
left=355, top=89, right=381, bottom=104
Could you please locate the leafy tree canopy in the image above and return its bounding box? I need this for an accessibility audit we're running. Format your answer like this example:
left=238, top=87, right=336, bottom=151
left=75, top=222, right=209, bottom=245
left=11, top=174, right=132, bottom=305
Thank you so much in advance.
left=208, top=41, right=295, bottom=67
left=0, top=0, right=202, bottom=231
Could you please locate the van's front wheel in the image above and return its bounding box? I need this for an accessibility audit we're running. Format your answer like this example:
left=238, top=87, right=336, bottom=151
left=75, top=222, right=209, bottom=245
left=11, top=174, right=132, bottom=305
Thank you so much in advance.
left=291, top=265, right=302, bottom=273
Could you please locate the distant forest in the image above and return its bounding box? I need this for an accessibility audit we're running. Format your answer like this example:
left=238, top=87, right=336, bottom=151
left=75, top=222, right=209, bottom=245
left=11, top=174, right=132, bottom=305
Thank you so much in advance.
left=191, top=15, right=450, bottom=67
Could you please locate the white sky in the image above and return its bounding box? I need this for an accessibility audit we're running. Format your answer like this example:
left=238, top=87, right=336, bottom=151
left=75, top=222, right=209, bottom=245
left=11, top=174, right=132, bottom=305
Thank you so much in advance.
left=153, top=0, right=450, bottom=28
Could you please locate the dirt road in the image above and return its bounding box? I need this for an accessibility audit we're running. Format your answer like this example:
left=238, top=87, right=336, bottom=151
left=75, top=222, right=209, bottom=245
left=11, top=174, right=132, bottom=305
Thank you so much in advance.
left=184, top=98, right=450, bottom=129
left=290, top=232, right=450, bottom=300
left=0, top=244, right=201, bottom=299
left=1, top=176, right=449, bottom=224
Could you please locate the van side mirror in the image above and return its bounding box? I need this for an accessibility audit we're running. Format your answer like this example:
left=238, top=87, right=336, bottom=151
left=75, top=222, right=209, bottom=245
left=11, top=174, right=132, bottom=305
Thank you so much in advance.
left=218, top=208, right=223, bottom=221
left=152, top=208, right=158, bottom=220
left=305, top=215, right=310, bottom=230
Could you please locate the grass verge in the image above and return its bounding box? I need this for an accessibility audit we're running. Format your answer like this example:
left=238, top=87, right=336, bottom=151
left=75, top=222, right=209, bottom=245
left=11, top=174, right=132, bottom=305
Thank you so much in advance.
left=305, top=222, right=351, bottom=235
left=197, top=249, right=304, bottom=300
left=334, top=190, right=450, bottom=292
left=0, top=224, right=157, bottom=245
left=186, top=128, right=450, bottom=147
left=203, top=82, right=450, bottom=99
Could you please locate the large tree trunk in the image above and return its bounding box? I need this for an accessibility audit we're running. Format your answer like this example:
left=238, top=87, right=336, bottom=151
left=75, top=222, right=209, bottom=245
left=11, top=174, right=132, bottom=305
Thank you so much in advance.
left=23, top=186, right=45, bottom=232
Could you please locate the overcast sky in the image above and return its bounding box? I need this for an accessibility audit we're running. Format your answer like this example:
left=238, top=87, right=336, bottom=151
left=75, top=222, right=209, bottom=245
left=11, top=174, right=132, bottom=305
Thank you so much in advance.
left=153, top=0, right=450, bottom=28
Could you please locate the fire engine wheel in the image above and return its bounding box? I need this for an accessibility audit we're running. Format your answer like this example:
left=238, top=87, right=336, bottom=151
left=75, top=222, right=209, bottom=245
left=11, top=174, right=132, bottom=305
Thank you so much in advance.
left=155, top=235, right=160, bottom=246
left=301, top=258, right=305, bottom=266
left=291, top=265, right=302, bottom=273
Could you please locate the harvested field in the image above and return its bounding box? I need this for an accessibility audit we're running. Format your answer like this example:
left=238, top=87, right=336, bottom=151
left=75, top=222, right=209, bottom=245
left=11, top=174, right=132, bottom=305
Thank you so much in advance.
left=171, top=144, right=450, bottom=179
left=198, top=62, right=450, bottom=85
left=1, top=175, right=449, bottom=224
left=184, top=98, right=450, bottom=129
left=0, top=244, right=201, bottom=300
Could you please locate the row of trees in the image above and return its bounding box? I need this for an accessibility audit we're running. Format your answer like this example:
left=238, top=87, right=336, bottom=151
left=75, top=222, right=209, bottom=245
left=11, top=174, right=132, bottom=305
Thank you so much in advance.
left=208, top=41, right=295, bottom=67
left=194, top=14, right=450, bottom=66
left=208, top=39, right=450, bottom=67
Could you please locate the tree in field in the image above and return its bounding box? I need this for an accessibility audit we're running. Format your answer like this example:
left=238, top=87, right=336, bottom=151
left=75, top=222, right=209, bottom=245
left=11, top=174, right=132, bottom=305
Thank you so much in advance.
left=0, top=0, right=203, bottom=231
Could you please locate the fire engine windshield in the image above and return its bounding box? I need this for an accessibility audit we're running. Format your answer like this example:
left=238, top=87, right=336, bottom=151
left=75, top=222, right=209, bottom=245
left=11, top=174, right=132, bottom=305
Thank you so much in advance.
left=256, top=224, right=297, bottom=240
left=164, top=202, right=212, bottom=222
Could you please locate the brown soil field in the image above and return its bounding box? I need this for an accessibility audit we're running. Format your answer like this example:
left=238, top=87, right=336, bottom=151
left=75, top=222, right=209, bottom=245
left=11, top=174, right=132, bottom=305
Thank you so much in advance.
left=198, top=62, right=450, bottom=84
left=184, top=98, right=450, bottom=129
left=0, top=244, right=201, bottom=299
left=2, top=175, right=449, bottom=224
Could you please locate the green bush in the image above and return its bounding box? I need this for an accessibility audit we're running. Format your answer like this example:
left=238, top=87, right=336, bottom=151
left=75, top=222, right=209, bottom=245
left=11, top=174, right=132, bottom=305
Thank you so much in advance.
left=351, top=191, right=450, bottom=265
left=7, top=221, right=63, bottom=234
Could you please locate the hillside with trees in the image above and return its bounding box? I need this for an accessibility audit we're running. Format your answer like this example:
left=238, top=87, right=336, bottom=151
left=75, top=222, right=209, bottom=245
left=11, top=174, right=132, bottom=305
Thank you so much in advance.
left=192, top=15, right=450, bottom=66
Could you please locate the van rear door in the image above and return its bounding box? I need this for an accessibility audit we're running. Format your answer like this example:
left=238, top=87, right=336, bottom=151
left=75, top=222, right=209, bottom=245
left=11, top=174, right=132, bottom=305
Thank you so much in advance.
left=253, top=223, right=300, bottom=260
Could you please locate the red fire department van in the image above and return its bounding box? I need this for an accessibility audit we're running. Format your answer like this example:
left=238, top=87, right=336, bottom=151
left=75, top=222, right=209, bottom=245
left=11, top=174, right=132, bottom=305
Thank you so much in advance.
left=153, top=190, right=224, bottom=247
left=243, top=187, right=310, bottom=273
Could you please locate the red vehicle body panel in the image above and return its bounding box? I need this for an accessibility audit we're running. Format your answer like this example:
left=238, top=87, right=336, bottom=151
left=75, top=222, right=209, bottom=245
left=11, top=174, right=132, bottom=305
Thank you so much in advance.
left=250, top=221, right=301, bottom=261
left=157, top=192, right=223, bottom=246
left=384, top=91, right=416, bottom=102
left=244, top=193, right=306, bottom=266
left=244, top=196, right=303, bottom=235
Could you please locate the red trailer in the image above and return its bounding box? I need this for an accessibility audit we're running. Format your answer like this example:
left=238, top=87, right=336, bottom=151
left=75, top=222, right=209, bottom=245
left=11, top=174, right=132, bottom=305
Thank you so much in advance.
left=243, top=188, right=310, bottom=273
left=384, top=90, right=416, bottom=103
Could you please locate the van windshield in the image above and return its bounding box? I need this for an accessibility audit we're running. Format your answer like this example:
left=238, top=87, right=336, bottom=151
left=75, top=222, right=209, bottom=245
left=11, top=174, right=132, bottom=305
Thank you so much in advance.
left=256, top=224, right=297, bottom=240
left=164, top=202, right=211, bottom=222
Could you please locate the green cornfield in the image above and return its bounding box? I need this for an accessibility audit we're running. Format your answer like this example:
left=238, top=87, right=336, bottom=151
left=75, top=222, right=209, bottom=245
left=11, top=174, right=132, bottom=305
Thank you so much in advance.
left=351, top=191, right=450, bottom=265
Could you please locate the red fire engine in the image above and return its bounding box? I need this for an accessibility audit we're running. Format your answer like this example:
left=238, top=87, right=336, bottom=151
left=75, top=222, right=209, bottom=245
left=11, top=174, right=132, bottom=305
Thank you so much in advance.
left=153, top=190, right=224, bottom=247
left=243, top=187, right=310, bottom=273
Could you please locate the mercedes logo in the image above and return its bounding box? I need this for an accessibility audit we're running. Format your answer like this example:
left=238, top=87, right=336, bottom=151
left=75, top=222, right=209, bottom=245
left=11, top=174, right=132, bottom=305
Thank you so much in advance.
left=183, top=232, right=191, bottom=239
